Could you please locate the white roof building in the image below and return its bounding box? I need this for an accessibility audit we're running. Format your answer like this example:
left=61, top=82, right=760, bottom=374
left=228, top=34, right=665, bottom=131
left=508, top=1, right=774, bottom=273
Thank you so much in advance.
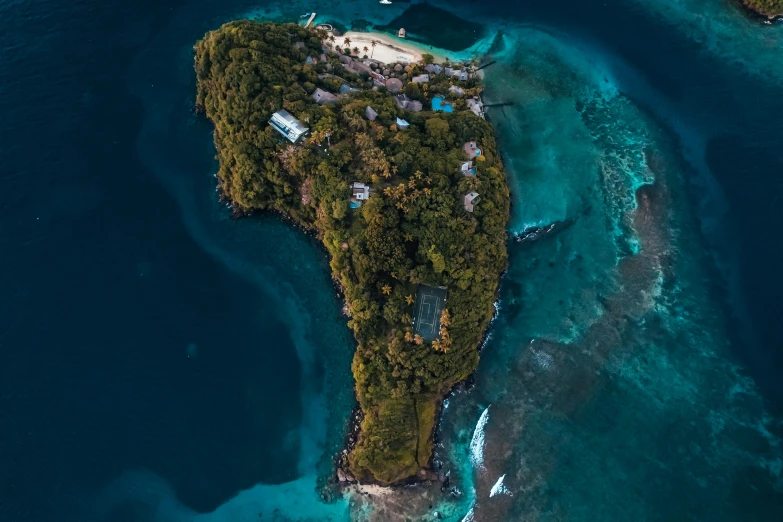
left=464, top=192, right=480, bottom=213
left=269, top=110, right=309, bottom=143
left=352, top=182, right=372, bottom=200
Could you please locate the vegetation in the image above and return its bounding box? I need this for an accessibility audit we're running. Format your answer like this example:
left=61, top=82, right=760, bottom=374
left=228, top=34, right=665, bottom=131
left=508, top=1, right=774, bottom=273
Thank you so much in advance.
left=742, top=0, right=783, bottom=17
left=195, top=21, right=509, bottom=484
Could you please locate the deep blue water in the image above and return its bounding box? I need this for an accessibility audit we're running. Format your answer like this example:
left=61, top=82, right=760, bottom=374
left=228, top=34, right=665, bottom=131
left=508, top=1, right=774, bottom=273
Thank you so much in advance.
left=1, top=0, right=781, bottom=521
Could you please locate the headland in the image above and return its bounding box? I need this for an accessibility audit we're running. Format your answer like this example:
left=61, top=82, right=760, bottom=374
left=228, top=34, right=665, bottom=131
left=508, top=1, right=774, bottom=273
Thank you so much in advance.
left=194, top=20, right=509, bottom=485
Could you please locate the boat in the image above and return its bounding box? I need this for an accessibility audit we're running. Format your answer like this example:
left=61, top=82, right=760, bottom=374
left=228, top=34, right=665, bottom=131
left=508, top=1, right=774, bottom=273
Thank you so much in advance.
left=380, top=0, right=392, bottom=4
left=300, top=12, right=311, bottom=18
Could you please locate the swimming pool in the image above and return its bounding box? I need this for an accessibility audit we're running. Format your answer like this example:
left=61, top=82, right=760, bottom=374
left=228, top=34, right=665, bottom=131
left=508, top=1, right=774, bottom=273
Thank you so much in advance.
left=350, top=201, right=361, bottom=209
left=432, top=96, right=453, bottom=113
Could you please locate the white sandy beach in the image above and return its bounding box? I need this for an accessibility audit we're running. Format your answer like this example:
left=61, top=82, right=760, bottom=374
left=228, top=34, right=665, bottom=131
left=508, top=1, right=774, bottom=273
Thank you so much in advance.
left=336, top=31, right=448, bottom=64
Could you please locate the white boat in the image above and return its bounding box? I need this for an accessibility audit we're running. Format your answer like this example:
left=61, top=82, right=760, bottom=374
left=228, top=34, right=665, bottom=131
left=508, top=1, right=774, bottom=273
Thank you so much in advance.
left=380, top=0, right=392, bottom=4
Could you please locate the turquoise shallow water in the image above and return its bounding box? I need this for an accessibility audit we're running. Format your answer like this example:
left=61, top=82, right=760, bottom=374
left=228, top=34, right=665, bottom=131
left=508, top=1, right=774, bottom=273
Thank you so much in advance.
left=1, top=0, right=781, bottom=521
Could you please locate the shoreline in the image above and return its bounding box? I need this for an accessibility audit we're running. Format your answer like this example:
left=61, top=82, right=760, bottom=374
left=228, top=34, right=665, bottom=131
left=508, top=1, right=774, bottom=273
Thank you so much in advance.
left=336, top=30, right=450, bottom=64
left=735, top=0, right=783, bottom=21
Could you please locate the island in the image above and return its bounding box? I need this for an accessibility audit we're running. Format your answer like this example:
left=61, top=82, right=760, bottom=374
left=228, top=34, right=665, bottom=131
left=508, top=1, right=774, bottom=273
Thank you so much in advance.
left=194, top=21, right=509, bottom=484
left=740, top=0, right=783, bottom=19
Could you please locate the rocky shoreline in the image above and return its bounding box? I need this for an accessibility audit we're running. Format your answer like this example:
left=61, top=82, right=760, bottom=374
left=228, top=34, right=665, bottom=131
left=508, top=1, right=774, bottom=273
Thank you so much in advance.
left=736, top=0, right=783, bottom=22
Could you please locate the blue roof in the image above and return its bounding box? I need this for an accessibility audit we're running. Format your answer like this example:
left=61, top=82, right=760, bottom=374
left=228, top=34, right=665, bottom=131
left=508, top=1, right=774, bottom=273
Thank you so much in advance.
left=396, top=117, right=409, bottom=126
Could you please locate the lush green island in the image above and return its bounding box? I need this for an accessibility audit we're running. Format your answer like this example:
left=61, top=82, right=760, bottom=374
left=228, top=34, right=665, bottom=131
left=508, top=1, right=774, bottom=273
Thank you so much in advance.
left=194, top=21, right=509, bottom=484
left=741, top=0, right=783, bottom=19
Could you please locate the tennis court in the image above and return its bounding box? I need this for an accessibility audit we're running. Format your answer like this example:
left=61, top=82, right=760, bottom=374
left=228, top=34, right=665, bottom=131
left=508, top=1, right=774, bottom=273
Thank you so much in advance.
left=412, top=285, right=448, bottom=342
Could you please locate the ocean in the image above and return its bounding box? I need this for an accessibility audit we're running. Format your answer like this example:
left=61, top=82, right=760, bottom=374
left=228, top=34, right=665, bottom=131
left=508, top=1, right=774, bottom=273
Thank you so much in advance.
left=0, top=0, right=781, bottom=521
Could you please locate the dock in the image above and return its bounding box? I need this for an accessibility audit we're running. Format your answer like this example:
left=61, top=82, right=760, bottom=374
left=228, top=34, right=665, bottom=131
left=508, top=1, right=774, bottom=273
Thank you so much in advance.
left=476, top=60, right=496, bottom=71
left=305, top=12, right=317, bottom=28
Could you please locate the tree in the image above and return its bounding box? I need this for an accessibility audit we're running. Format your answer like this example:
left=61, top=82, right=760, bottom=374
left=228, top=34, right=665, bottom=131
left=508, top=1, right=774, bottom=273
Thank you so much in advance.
left=427, top=245, right=446, bottom=274
left=422, top=53, right=435, bottom=65
left=363, top=46, right=369, bottom=57
left=405, top=294, right=414, bottom=305
left=371, top=40, right=377, bottom=58
left=343, top=37, right=351, bottom=48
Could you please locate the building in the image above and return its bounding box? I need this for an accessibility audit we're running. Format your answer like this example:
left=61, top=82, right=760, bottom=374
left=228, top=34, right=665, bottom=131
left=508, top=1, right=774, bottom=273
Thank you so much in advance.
left=269, top=109, right=309, bottom=143
left=464, top=192, right=480, bottom=213
left=395, top=94, right=423, bottom=112
left=351, top=182, right=373, bottom=207
left=365, top=105, right=378, bottom=121
left=351, top=61, right=373, bottom=76
left=467, top=97, right=484, bottom=118
left=463, top=141, right=482, bottom=160
left=449, top=85, right=465, bottom=96
left=460, top=161, right=476, bottom=176
left=312, top=88, right=338, bottom=105
left=425, top=64, right=443, bottom=75
left=412, top=74, right=429, bottom=83
left=445, top=67, right=470, bottom=81
left=305, top=56, right=315, bottom=65
left=385, top=78, right=403, bottom=93
left=396, top=117, right=410, bottom=130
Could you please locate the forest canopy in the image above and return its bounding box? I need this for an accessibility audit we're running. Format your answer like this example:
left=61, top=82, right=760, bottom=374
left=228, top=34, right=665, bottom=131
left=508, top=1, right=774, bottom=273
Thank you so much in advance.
left=195, top=20, right=510, bottom=484
left=742, top=0, right=783, bottom=17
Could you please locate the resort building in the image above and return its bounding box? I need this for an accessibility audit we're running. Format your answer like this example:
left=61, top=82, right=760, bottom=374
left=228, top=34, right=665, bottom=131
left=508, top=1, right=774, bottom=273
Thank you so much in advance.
left=365, top=105, right=378, bottom=121
left=305, top=56, right=315, bottom=65
left=449, top=85, right=465, bottom=96
left=463, top=141, right=482, bottom=160
left=467, top=97, right=484, bottom=118
left=461, top=161, right=476, bottom=176
left=339, top=56, right=373, bottom=76
left=351, top=182, right=374, bottom=208
left=412, top=74, right=430, bottom=83
left=395, top=94, right=423, bottom=112
left=445, top=67, right=470, bottom=81
left=464, top=192, right=480, bottom=213
left=385, top=78, right=403, bottom=93
left=313, top=88, right=338, bottom=105
left=425, top=64, right=444, bottom=75
left=396, top=117, right=410, bottom=130
left=269, top=109, right=309, bottom=143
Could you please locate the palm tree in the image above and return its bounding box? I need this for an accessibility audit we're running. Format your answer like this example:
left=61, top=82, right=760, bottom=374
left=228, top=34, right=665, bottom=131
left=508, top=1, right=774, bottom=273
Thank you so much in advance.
left=353, top=46, right=359, bottom=55
left=371, top=40, right=377, bottom=58
left=329, top=35, right=335, bottom=43
left=343, top=37, right=351, bottom=48
left=363, top=46, right=369, bottom=57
